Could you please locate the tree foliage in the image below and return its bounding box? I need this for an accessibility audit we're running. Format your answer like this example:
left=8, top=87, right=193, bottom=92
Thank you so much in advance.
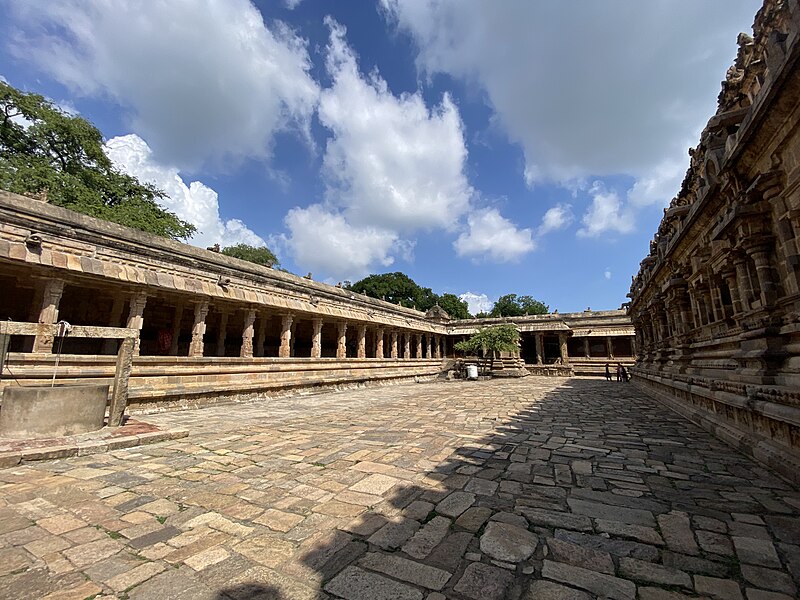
left=0, top=81, right=195, bottom=240
left=348, top=273, right=474, bottom=318
left=454, top=324, right=520, bottom=374
left=221, top=243, right=279, bottom=267
left=489, top=294, right=549, bottom=317
left=346, top=272, right=432, bottom=310
left=437, top=293, right=471, bottom=320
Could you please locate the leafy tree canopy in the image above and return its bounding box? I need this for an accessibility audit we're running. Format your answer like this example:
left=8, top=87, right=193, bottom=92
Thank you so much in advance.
left=437, top=293, right=471, bottom=320
left=221, top=243, right=279, bottom=268
left=455, top=324, right=520, bottom=355
left=455, top=324, right=520, bottom=374
left=0, top=81, right=195, bottom=240
left=348, top=272, right=473, bottom=317
left=489, top=294, right=549, bottom=317
left=348, top=272, right=434, bottom=311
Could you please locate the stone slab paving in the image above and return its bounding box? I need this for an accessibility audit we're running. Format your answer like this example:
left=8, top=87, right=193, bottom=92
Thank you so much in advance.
left=0, top=377, right=798, bottom=599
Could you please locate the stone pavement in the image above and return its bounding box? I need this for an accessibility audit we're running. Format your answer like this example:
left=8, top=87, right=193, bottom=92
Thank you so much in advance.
left=0, top=377, right=798, bottom=600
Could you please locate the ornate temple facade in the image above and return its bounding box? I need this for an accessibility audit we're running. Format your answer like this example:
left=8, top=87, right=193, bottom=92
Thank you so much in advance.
left=628, top=0, right=800, bottom=483
left=0, top=190, right=633, bottom=413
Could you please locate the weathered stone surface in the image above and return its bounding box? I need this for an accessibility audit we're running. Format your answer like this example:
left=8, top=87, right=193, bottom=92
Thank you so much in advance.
left=658, top=512, right=699, bottom=555
left=740, top=564, right=797, bottom=595
left=594, top=518, right=664, bottom=545
left=567, top=498, right=655, bottom=526
left=693, top=575, right=743, bottom=600
left=453, top=562, right=514, bottom=600
left=733, top=536, right=782, bottom=568
left=519, top=507, right=592, bottom=532
left=523, top=580, right=591, bottom=600
left=546, top=537, right=614, bottom=574
left=455, top=506, right=492, bottom=532
left=360, top=552, right=451, bottom=590
left=618, top=557, right=691, bottom=588
left=402, top=516, right=451, bottom=560
left=325, top=566, right=423, bottom=600
left=480, top=521, right=538, bottom=563
left=541, top=559, right=636, bottom=600
left=435, top=492, right=476, bottom=518
left=368, top=518, right=420, bottom=551
left=555, top=529, right=660, bottom=561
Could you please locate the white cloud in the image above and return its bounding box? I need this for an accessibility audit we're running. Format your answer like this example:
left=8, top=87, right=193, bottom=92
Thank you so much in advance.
left=104, top=134, right=264, bottom=249
left=285, top=0, right=303, bottom=9
left=318, top=18, right=473, bottom=232
left=10, top=0, right=319, bottom=169
left=454, top=208, right=535, bottom=262
left=384, top=0, right=760, bottom=236
left=459, top=292, right=494, bottom=315
left=604, top=269, right=612, bottom=280
left=538, top=203, right=574, bottom=235
left=280, top=18, right=490, bottom=279
left=577, top=181, right=635, bottom=238
left=384, top=0, right=758, bottom=185
left=280, top=204, right=401, bottom=280
left=627, top=157, right=687, bottom=207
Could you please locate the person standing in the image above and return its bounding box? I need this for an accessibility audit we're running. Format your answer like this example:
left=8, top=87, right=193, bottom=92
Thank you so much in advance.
left=605, top=363, right=612, bottom=381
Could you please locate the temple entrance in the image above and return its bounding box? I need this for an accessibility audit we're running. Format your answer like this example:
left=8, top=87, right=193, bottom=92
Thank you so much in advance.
left=520, top=334, right=538, bottom=364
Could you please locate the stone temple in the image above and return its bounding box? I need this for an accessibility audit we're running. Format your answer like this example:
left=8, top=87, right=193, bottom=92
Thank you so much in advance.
left=0, top=1, right=798, bottom=599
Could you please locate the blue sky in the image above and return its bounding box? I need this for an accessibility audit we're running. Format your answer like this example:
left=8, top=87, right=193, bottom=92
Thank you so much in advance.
left=0, top=0, right=762, bottom=314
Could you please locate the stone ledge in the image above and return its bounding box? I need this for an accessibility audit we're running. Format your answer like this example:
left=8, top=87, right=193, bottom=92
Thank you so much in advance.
left=0, top=419, right=189, bottom=465
left=632, top=377, right=800, bottom=486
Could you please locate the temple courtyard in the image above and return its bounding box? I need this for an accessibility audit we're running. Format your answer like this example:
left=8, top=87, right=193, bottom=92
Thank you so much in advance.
left=0, top=378, right=798, bottom=600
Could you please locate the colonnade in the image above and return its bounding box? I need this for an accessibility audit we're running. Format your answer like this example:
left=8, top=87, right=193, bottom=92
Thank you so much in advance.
left=26, top=277, right=446, bottom=360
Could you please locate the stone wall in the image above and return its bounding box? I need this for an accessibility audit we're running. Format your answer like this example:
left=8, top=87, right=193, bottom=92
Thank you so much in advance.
left=628, top=0, right=800, bottom=483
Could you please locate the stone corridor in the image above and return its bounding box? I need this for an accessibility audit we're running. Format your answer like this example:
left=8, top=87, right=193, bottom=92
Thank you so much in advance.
left=0, top=378, right=798, bottom=600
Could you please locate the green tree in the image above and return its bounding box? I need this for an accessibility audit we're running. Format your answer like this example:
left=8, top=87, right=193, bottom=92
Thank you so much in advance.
left=489, top=294, right=549, bottom=317
left=221, top=243, right=279, bottom=267
left=436, top=293, right=471, bottom=320
left=349, top=272, right=437, bottom=310
left=0, top=81, right=195, bottom=240
left=455, top=324, right=520, bottom=374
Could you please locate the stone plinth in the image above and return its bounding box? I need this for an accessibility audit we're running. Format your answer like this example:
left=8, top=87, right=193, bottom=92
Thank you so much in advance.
left=0, top=385, right=109, bottom=438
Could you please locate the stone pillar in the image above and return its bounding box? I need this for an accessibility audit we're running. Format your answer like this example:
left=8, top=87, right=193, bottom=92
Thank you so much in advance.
left=375, top=327, right=384, bottom=359
left=255, top=314, right=267, bottom=357
left=416, top=334, right=423, bottom=359
left=357, top=324, right=367, bottom=359
left=280, top=314, right=293, bottom=358
left=32, top=278, right=65, bottom=353
left=311, top=318, right=323, bottom=359
left=126, top=291, right=148, bottom=356
left=535, top=334, right=544, bottom=365
left=403, top=333, right=411, bottom=359
left=722, top=270, right=742, bottom=316
left=215, top=310, right=229, bottom=357
left=558, top=333, right=569, bottom=365
left=337, top=322, right=347, bottom=359
left=169, top=303, right=184, bottom=356
left=391, top=331, right=398, bottom=359
left=189, top=301, right=209, bottom=357
left=606, top=337, right=614, bottom=359
left=749, top=246, right=779, bottom=307
left=426, top=335, right=432, bottom=359
left=734, top=258, right=754, bottom=312
left=432, top=335, right=440, bottom=359
left=101, top=295, right=126, bottom=355
left=240, top=308, right=256, bottom=358
left=290, top=321, right=297, bottom=357
left=583, top=338, right=590, bottom=358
